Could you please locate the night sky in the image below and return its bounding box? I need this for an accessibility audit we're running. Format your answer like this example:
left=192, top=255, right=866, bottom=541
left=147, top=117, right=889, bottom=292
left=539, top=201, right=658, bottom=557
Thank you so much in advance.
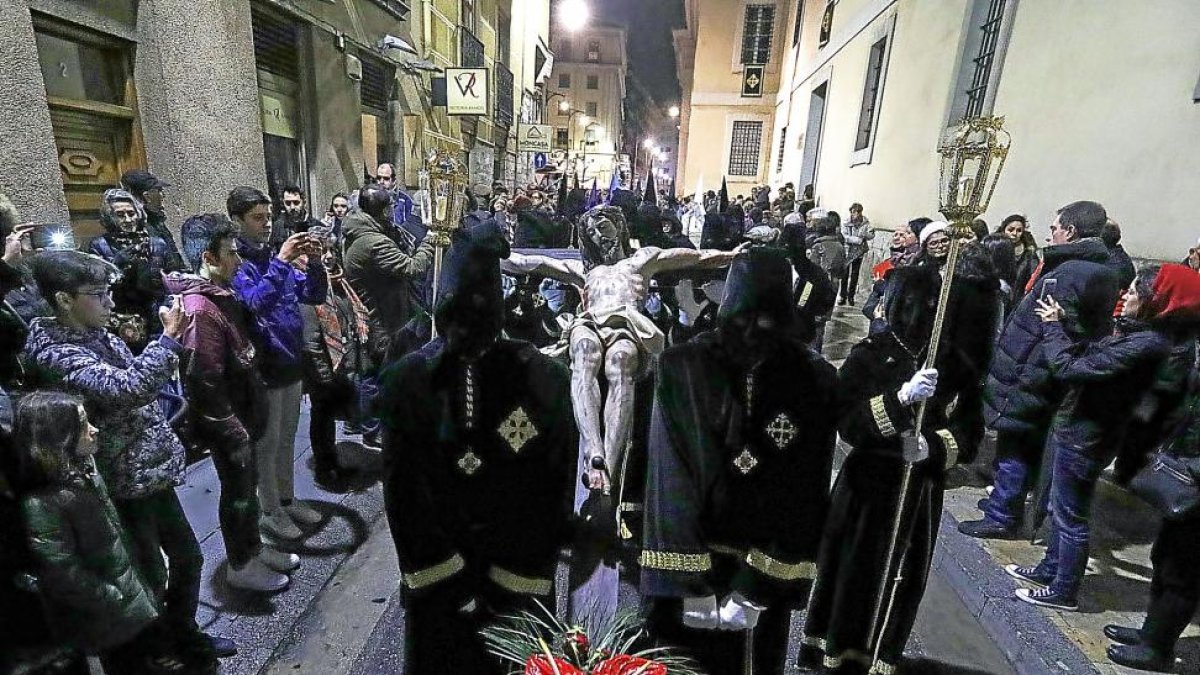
left=603, top=0, right=684, bottom=105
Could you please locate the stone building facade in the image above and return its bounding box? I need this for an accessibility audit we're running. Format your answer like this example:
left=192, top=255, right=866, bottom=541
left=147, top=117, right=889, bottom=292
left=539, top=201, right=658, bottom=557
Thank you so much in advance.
left=1, top=0, right=551, bottom=245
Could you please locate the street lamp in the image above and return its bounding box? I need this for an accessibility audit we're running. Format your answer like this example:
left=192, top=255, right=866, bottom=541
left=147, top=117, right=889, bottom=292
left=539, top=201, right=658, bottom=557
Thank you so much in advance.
left=643, top=138, right=656, bottom=149
left=559, top=100, right=571, bottom=113
left=560, top=0, right=590, bottom=32
left=668, top=105, right=680, bottom=118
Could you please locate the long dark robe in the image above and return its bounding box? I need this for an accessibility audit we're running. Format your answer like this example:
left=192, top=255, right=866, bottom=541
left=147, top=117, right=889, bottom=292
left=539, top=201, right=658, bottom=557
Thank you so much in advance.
left=642, top=331, right=838, bottom=673
left=379, top=337, right=576, bottom=675
left=803, top=334, right=961, bottom=675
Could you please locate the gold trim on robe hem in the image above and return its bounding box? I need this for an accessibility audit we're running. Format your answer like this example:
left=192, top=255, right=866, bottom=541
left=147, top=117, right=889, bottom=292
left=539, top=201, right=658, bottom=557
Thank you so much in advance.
left=797, top=281, right=814, bottom=308
left=402, top=553, right=466, bottom=590
left=710, top=544, right=744, bottom=558
left=870, top=395, right=898, bottom=438
left=822, top=649, right=896, bottom=674
left=487, top=566, right=553, bottom=596
left=800, top=635, right=826, bottom=649
left=639, top=549, right=713, bottom=573
left=746, top=548, right=817, bottom=580
left=935, top=428, right=959, bottom=468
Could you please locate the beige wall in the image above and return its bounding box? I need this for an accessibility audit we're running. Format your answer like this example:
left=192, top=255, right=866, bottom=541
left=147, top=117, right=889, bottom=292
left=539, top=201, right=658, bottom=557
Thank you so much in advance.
left=772, top=0, right=1200, bottom=260
left=677, top=0, right=787, bottom=199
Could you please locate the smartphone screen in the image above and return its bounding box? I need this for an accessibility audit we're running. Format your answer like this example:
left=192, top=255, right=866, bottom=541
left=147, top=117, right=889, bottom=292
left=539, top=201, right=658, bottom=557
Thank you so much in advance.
left=1040, top=278, right=1058, bottom=301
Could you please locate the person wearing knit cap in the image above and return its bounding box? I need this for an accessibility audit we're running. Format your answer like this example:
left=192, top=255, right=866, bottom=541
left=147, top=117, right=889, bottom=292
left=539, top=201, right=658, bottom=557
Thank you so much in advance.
left=642, top=248, right=838, bottom=674
left=916, top=220, right=952, bottom=272
left=1005, top=264, right=1200, bottom=615
left=378, top=221, right=576, bottom=675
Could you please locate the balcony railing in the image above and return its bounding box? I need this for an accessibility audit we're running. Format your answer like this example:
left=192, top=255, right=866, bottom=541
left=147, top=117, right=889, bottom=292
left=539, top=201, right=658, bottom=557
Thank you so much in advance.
left=365, top=0, right=410, bottom=21
left=494, top=64, right=514, bottom=128
left=460, top=27, right=484, bottom=68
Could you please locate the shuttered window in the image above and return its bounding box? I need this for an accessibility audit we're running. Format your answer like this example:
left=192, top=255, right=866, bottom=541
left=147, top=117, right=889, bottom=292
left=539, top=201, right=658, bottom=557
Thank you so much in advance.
left=251, top=7, right=299, bottom=80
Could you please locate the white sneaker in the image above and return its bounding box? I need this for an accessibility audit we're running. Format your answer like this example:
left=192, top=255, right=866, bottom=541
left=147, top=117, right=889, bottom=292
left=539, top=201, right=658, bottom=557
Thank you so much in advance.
left=260, top=510, right=302, bottom=540
left=284, top=501, right=322, bottom=526
left=226, top=558, right=289, bottom=593
left=258, top=545, right=301, bottom=573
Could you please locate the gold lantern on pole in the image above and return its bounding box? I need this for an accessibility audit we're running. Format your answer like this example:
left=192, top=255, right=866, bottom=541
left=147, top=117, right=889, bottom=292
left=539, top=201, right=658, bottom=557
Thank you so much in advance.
left=422, top=150, right=469, bottom=339
left=868, top=116, right=1011, bottom=664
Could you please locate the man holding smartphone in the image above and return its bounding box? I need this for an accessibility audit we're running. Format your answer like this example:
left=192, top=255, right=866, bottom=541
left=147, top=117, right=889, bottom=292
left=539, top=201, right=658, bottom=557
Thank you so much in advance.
left=228, top=187, right=328, bottom=543
left=960, top=201, right=1122, bottom=539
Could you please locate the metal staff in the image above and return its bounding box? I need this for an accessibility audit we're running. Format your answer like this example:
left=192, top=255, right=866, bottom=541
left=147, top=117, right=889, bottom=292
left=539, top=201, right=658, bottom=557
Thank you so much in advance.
left=866, top=116, right=1011, bottom=666
left=421, top=152, right=469, bottom=339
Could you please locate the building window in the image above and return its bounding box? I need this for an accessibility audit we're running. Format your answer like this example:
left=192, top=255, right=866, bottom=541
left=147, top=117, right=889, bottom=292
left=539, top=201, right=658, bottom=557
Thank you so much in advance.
left=556, top=128, right=569, bottom=147
left=497, top=11, right=511, bottom=65
left=740, top=4, right=775, bottom=65
left=585, top=101, right=598, bottom=116
left=559, top=73, right=571, bottom=88
left=963, top=0, right=1007, bottom=118
left=559, top=39, right=572, bottom=61
left=586, top=75, right=599, bottom=89
left=793, top=1, right=804, bottom=46
left=587, top=40, right=601, bottom=63
left=855, top=37, right=888, bottom=151
left=728, top=120, right=764, bottom=176
left=460, top=0, right=475, bottom=33
left=775, top=126, right=788, bottom=173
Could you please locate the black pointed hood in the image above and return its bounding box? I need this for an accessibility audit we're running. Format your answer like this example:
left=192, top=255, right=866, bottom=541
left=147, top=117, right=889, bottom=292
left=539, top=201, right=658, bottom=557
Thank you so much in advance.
left=719, top=177, right=729, bottom=213
left=718, top=247, right=795, bottom=329
left=434, top=220, right=512, bottom=341
left=643, top=162, right=656, bottom=204
left=882, top=264, right=941, bottom=353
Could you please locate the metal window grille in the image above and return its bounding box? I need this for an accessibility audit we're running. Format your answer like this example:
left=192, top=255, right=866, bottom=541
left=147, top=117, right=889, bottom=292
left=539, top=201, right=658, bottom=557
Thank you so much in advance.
left=587, top=41, right=601, bottom=62
left=360, top=55, right=393, bottom=115
left=964, top=0, right=1006, bottom=118
left=559, top=73, right=571, bottom=88
left=460, top=27, right=484, bottom=68
left=251, top=7, right=298, bottom=80
left=728, top=120, right=763, bottom=176
left=740, top=5, right=775, bottom=65
left=792, top=1, right=803, bottom=46
left=855, top=37, right=887, bottom=151
left=555, top=128, right=569, bottom=147
left=775, top=127, right=788, bottom=173
left=586, top=101, right=598, bottom=116
left=494, top=64, right=514, bottom=127
left=586, top=75, right=598, bottom=89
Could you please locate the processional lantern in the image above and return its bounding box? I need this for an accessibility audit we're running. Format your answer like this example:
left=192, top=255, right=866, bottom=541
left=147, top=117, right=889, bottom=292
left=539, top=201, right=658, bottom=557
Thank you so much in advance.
left=869, top=116, right=1013, bottom=662
left=422, top=149, right=469, bottom=338
left=937, top=116, right=1012, bottom=231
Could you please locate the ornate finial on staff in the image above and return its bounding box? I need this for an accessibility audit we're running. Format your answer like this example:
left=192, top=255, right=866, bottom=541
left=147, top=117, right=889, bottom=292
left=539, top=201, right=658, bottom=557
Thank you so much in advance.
left=868, top=116, right=1011, bottom=662
left=421, top=150, right=469, bottom=339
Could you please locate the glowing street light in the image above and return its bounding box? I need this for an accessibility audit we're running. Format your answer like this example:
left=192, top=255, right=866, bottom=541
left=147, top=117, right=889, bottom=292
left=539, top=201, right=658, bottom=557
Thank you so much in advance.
left=560, top=0, right=590, bottom=33
left=668, top=105, right=680, bottom=118
left=643, top=138, right=656, bottom=149
left=559, top=99, right=571, bottom=112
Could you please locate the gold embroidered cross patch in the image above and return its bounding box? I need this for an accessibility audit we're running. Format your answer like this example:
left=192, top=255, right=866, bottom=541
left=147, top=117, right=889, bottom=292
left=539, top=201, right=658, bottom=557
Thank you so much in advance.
left=767, top=413, right=797, bottom=449
left=499, top=406, right=537, bottom=454
left=457, top=450, right=482, bottom=475
left=734, top=448, right=759, bottom=474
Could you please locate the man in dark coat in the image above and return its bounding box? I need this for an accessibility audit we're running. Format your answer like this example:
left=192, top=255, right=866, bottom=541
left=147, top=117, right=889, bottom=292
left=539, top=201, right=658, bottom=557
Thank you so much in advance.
left=781, top=215, right=837, bottom=347
left=379, top=221, right=576, bottom=675
left=802, top=264, right=966, bottom=675
left=961, top=201, right=1122, bottom=539
left=642, top=248, right=838, bottom=674
left=342, top=184, right=435, bottom=363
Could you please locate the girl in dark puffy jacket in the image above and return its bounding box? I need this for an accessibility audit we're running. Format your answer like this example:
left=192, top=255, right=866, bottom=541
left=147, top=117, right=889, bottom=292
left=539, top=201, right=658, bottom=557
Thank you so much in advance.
left=14, top=391, right=171, bottom=674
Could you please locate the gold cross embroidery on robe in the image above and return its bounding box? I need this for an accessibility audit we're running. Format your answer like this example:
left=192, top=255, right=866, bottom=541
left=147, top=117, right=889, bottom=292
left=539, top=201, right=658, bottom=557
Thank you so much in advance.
left=457, top=450, right=482, bottom=475
left=499, top=406, right=537, bottom=454
left=767, top=412, right=797, bottom=450
left=734, top=447, right=759, bottom=474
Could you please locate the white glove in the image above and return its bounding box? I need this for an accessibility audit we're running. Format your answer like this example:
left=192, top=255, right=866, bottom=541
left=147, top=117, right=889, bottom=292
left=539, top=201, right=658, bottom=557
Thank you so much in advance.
left=718, top=592, right=765, bottom=631
left=897, top=368, right=939, bottom=406
left=682, top=595, right=720, bottom=630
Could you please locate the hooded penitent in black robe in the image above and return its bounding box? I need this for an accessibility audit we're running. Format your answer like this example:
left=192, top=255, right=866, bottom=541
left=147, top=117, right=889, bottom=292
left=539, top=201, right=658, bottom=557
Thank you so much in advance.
left=642, top=248, right=839, bottom=674
left=379, top=221, right=577, bottom=675
left=802, top=265, right=972, bottom=675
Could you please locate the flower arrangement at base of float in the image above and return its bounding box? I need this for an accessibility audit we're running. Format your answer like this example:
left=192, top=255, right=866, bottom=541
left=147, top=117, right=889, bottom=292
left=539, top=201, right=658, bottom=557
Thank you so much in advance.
left=481, top=603, right=702, bottom=675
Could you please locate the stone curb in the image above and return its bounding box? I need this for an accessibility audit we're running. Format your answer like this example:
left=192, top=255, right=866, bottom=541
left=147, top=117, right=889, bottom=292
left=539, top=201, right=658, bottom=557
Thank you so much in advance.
left=933, top=510, right=1099, bottom=675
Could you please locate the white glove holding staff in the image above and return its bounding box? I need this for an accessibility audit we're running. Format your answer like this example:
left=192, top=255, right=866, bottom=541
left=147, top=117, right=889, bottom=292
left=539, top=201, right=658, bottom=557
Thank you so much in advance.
left=897, top=368, right=938, bottom=406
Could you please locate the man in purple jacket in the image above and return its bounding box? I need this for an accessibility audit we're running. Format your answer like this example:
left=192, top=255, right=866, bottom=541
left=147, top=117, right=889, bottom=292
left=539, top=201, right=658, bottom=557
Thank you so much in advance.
left=227, top=187, right=327, bottom=542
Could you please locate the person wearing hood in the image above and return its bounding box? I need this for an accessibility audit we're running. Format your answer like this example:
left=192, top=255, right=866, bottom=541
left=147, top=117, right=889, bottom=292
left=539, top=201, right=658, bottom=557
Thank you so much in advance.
left=121, top=168, right=187, bottom=272
left=961, top=200, right=1123, bottom=540
left=342, top=184, right=435, bottom=365
left=171, top=214, right=297, bottom=594
left=1003, top=265, right=1200, bottom=613
left=661, top=212, right=695, bottom=250
left=23, top=249, right=238, bottom=667
left=641, top=248, right=838, bottom=673
left=87, top=188, right=186, bottom=353
left=378, top=221, right=576, bottom=675
left=228, top=186, right=327, bottom=542
left=802, top=264, right=969, bottom=675
left=781, top=213, right=836, bottom=348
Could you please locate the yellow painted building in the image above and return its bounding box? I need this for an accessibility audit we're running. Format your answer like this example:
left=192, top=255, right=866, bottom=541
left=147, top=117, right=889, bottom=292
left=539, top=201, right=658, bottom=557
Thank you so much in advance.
left=674, top=0, right=790, bottom=200
left=765, top=0, right=1200, bottom=260
left=548, top=24, right=627, bottom=187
